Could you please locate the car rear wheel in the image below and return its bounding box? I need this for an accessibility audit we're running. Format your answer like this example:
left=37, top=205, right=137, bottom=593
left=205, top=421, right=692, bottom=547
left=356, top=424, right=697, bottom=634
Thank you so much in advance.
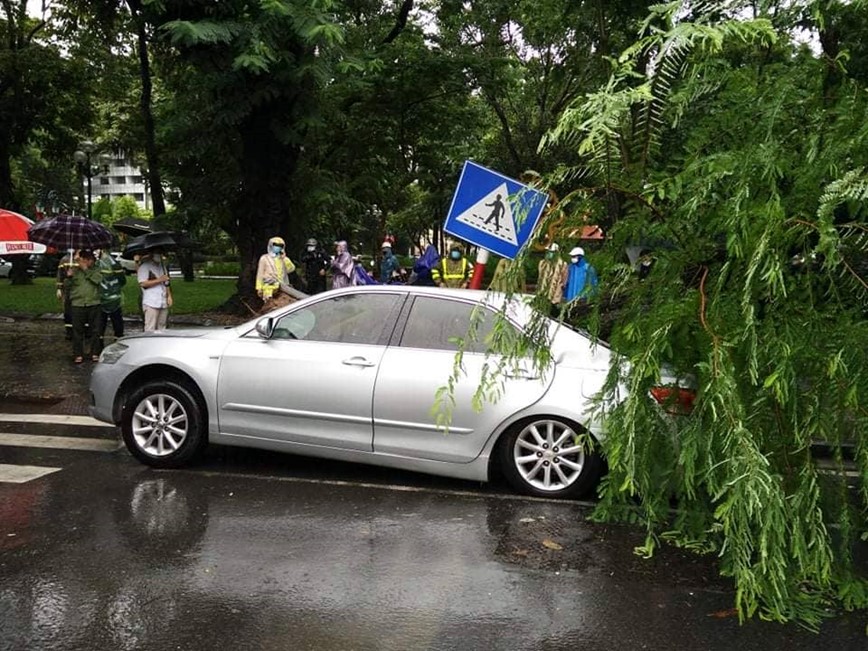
left=499, top=417, right=603, bottom=499
left=121, top=380, right=206, bottom=468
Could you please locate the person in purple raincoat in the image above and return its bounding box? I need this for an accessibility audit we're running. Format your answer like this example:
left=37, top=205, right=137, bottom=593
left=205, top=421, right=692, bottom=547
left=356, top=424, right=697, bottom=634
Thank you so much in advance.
left=330, top=240, right=356, bottom=289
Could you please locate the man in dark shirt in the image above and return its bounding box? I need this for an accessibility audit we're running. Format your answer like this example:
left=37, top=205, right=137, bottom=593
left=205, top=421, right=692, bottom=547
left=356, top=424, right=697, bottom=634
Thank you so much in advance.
left=300, top=238, right=330, bottom=294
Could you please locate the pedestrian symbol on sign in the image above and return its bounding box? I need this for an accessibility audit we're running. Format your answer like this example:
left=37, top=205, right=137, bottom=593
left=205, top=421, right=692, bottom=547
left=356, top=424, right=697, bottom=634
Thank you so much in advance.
left=454, top=183, right=518, bottom=245
left=484, top=194, right=505, bottom=231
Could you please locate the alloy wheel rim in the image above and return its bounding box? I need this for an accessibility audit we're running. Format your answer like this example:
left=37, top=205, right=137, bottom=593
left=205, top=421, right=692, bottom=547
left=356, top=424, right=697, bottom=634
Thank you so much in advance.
left=131, top=394, right=188, bottom=457
left=513, top=420, right=585, bottom=492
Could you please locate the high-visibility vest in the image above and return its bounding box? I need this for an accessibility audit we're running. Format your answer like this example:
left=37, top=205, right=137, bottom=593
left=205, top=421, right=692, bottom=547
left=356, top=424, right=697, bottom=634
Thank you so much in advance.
left=433, top=258, right=471, bottom=286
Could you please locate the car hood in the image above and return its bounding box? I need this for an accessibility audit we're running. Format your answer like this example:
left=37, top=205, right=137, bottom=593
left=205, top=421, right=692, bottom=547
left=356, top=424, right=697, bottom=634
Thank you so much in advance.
left=119, top=327, right=234, bottom=342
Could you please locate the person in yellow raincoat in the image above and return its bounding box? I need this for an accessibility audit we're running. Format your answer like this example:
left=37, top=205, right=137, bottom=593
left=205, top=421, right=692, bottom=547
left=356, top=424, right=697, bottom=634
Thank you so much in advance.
left=256, top=236, right=296, bottom=299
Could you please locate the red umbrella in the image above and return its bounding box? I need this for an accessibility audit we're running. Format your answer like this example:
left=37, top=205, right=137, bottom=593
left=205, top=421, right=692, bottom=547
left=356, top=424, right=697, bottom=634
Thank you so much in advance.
left=0, top=209, right=47, bottom=255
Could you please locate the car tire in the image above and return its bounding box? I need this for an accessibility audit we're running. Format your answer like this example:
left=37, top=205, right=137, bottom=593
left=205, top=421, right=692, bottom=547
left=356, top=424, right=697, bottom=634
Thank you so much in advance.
left=121, top=380, right=207, bottom=469
left=499, top=416, right=603, bottom=499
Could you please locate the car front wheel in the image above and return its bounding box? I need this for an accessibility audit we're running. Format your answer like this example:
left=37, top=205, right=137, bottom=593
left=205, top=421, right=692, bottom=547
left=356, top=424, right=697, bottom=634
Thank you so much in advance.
left=499, top=417, right=603, bottom=499
left=121, top=380, right=206, bottom=468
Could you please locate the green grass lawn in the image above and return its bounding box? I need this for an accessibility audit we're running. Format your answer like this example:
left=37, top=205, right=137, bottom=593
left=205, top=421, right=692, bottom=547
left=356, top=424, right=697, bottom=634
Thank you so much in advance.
left=0, top=276, right=237, bottom=316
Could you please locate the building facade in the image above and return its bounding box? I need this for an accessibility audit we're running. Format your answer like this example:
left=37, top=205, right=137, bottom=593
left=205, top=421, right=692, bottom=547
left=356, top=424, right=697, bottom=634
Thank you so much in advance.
left=94, top=153, right=151, bottom=211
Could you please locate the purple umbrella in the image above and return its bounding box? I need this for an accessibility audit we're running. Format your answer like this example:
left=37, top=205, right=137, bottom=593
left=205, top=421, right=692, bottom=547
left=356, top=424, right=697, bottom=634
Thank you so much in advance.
left=28, top=213, right=115, bottom=251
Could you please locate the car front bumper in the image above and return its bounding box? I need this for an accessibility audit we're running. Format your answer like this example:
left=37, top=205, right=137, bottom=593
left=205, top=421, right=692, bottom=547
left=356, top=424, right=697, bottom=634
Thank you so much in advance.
left=88, top=362, right=127, bottom=425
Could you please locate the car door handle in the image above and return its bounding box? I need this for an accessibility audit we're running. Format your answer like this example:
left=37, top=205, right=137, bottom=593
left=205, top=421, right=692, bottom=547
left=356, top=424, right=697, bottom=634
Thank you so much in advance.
left=342, top=357, right=376, bottom=368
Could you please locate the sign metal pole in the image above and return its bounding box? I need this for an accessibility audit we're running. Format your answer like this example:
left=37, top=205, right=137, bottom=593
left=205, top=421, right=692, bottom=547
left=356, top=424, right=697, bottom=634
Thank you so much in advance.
left=469, top=248, right=489, bottom=290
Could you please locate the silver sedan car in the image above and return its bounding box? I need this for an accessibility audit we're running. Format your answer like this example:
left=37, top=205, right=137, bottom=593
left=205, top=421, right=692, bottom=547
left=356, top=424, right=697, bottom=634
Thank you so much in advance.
left=90, top=285, right=615, bottom=498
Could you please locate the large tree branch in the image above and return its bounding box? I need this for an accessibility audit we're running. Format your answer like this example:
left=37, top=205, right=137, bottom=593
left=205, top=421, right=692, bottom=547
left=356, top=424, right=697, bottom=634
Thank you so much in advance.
left=2, top=0, right=17, bottom=50
left=382, top=0, right=413, bottom=45
left=484, top=88, right=523, bottom=171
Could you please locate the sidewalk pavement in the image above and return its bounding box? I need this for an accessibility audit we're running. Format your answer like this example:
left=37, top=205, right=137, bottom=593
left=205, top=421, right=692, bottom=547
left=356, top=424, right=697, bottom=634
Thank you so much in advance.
left=0, top=313, right=218, bottom=415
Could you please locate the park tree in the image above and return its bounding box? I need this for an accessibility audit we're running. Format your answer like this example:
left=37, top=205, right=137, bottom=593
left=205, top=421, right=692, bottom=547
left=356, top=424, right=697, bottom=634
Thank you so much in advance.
left=433, top=0, right=651, bottom=179
left=297, top=0, right=490, bottom=255
left=51, top=0, right=168, bottom=218
left=140, top=0, right=355, bottom=306
left=483, top=0, right=868, bottom=626
left=0, top=1, right=92, bottom=211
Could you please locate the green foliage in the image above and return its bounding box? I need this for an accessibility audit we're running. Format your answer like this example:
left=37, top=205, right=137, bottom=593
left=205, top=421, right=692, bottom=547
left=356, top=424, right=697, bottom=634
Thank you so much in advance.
left=527, top=0, right=868, bottom=626
left=92, top=197, right=113, bottom=222
left=111, top=196, right=142, bottom=222
left=0, top=4, right=94, bottom=208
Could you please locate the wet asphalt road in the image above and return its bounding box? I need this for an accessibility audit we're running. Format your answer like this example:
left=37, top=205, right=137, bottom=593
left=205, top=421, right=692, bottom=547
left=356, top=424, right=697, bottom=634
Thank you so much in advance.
left=0, top=318, right=866, bottom=649
left=3, top=438, right=866, bottom=651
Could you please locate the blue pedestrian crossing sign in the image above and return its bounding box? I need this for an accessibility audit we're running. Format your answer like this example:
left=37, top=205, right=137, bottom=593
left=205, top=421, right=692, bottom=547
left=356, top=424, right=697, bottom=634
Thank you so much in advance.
left=443, top=160, right=548, bottom=260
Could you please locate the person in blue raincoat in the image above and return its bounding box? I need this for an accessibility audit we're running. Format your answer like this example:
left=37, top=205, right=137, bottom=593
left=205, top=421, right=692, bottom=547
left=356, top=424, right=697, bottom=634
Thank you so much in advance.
left=409, top=244, right=440, bottom=286
left=564, top=246, right=598, bottom=302
left=354, top=257, right=379, bottom=285
left=379, top=241, right=400, bottom=283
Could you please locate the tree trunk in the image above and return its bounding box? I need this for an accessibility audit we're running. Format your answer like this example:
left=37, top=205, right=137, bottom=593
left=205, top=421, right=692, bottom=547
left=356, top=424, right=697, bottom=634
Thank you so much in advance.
left=127, top=0, right=166, bottom=219
left=227, top=103, right=302, bottom=309
left=0, top=136, right=17, bottom=209
left=8, top=255, right=32, bottom=285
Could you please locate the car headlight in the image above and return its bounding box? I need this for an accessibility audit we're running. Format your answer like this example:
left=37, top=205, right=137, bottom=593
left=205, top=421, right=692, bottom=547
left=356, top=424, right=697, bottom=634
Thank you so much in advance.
left=100, top=342, right=129, bottom=365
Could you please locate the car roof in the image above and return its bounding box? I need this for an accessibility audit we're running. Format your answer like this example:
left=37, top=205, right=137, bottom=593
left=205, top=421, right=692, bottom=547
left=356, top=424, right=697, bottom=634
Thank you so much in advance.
left=237, top=284, right=538, bottom=332
left=324, top=283, right=521, bottom=307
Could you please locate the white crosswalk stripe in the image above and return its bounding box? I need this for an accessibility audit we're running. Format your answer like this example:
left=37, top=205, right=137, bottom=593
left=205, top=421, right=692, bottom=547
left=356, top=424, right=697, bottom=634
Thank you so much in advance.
left=0, top=413, right=121, bottom=484
left=0, top=464, right=61, bottom=483
left=0, top=433, right=121, bottom=453
left=0, top=414, right=114, bottom=428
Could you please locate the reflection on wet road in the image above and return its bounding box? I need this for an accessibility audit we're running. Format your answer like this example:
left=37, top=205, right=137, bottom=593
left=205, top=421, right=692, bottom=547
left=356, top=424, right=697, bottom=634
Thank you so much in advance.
left=1, top=441, right=865, bottom=650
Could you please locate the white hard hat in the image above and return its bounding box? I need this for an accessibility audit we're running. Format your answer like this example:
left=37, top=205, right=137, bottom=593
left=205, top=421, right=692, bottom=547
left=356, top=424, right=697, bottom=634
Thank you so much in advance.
left=381, top=241, right=392, bottom=249
left=547, top=242, right=559, bottom=252
left=569, top=247, right=585, bottom=257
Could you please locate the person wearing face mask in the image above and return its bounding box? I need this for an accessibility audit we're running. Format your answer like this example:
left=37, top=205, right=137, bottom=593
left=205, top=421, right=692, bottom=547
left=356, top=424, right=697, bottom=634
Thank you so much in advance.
left=432, top=243, right=472, bottom=288
left=300, top=237, right=329, bottom=294
left=538, top=242, right=568, bottom=316
left=379, top=241, right=400, bottom=284
left=256, top=236, right=296, bottom=300
left=137, top=248, right=173, bottom=332
left=564, top=246, right=598, bottom=303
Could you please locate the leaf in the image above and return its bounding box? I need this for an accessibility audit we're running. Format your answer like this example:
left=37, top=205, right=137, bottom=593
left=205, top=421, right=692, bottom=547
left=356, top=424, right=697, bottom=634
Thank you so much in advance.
left=541, top=539, right=563, bottom=551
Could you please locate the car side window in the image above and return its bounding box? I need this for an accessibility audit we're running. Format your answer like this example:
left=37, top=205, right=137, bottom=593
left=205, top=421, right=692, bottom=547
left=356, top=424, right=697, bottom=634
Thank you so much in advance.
left=272, top=293, right=400, bottom=345
left=400, top=296, right=508, bottom=353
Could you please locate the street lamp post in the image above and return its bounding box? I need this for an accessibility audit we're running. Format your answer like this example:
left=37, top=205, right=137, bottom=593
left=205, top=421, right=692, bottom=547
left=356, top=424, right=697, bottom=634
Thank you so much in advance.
left=73, top=140, right=111, bottom=219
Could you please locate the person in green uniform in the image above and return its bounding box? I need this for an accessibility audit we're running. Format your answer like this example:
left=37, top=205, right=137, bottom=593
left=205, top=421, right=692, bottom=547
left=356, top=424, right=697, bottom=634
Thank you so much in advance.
left=98, top=250, right=126, bottom=345
left=64, top=250, right=103, bottom=363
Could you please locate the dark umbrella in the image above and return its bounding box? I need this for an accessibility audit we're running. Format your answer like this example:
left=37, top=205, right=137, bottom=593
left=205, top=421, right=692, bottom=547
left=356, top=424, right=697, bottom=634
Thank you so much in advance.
left=28, top=213, right=115, bottom=251
left=113, top=216, right=153, bottom=236
left=121, top=231, right=181, bottom=259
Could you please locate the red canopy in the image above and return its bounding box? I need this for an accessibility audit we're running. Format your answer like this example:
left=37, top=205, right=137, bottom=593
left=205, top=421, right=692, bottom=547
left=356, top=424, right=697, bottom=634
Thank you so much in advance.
left=0, top=209, right=47, bottom=255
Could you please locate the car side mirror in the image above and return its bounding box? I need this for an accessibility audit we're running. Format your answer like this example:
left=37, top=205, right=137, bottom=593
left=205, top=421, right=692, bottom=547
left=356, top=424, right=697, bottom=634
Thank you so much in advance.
left=255, top=317, right=274, bottom=339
